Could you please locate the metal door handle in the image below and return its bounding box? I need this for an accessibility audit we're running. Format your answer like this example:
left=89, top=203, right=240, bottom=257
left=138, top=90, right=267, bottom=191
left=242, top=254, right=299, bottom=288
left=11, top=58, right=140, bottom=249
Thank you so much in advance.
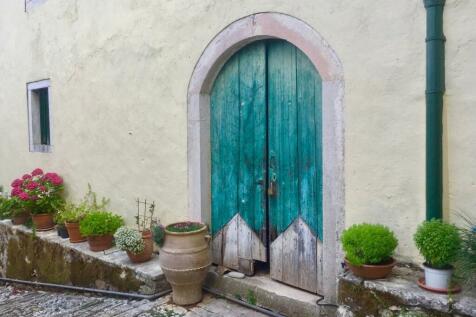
left=267, top=174, right=277, bottom=196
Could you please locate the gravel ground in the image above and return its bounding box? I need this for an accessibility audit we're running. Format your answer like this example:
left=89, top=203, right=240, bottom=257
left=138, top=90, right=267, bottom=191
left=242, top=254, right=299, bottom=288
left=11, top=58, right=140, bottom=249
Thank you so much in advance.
left=0, top=284, right=267, bottom=317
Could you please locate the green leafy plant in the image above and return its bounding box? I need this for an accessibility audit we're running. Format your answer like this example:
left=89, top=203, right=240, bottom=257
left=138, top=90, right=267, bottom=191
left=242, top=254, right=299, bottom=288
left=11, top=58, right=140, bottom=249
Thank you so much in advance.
left=341, top=223, right=398, bottom=266
left=152, top=224, right=165, bottom=246
left=0, top=196, right=25, bottom=219
left=166, top=222, right=205, bottom=233
left=56, top=201, right=88, bottom=223
left=454, top=213, right=476, bottom=289
left=56, top=185, right=110, bottom=224
left=414, top=219, right=461, bottom=269
left=114, top=226, right=145, bottom=254
left=79, top=210, right=123, bottom=236
left=245, top=289, right=257, bottom=305
left=82, top=183, right=110, bottom=210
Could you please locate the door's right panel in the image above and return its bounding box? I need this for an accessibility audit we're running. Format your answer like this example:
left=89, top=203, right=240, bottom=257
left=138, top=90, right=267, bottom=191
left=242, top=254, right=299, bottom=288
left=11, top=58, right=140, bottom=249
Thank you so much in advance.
left=267, top=40, right=323, bottom=293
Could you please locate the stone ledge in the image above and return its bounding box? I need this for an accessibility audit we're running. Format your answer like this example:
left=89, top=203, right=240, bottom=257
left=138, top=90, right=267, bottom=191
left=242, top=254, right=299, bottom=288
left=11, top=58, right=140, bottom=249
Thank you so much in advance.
left=205, top=266, right=334, bottom=317
left=338, top=265, right=476, bottom=317
left=0, top=220, right=169, bottom=295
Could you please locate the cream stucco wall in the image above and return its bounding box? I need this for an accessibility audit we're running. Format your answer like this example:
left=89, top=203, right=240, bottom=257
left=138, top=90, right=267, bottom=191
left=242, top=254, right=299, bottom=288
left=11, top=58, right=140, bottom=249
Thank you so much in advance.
left=0, top=0, right=474, bottom=262
left=444, top=0, right=476, bottom=228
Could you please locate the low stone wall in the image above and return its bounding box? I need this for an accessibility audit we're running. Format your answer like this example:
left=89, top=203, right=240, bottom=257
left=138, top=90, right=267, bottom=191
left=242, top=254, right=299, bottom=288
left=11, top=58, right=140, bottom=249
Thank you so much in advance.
left=0, top=220, right=169, bottom=295
left=338, top=265, right=475, bottom=317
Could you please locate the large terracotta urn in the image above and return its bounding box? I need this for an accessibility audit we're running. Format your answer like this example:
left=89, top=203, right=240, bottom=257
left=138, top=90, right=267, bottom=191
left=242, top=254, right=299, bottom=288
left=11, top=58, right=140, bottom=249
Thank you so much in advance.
left=159, top=222, right=211, bottom=305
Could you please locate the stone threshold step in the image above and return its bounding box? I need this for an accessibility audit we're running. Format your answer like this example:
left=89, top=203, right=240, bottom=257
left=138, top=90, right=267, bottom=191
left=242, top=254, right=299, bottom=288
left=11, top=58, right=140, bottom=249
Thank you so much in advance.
left=339, top=265, right=476, bottom=317
left=0, top=220, right=169, bottom=295
left=205, top=266, right=335, bottom=317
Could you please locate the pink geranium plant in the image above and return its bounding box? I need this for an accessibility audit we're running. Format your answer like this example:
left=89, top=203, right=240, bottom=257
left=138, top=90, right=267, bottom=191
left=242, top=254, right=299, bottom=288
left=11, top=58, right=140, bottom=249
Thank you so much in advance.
left=10, top=168, right=65, bottom=215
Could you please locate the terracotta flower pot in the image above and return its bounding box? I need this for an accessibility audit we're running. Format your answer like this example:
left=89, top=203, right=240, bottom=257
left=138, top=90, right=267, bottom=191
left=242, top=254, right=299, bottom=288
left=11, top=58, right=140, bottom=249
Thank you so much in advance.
left=87, top=234, right=113, bottom=252
left=65, top=222, right=87, bottom=243
left=12, top=212, right=29, bottom=225
left=126, top=230, right=154, bottom=263
left=32, top=213, right=55, bottom=231
left=345, top=258, right=396, bottom=280
left=159, top=223, right=211, bottom=305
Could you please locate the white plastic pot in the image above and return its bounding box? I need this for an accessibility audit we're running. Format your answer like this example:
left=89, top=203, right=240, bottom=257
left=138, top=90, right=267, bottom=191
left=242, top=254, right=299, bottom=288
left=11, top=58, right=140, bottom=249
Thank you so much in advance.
left=423, top=264, right=452, bottom=289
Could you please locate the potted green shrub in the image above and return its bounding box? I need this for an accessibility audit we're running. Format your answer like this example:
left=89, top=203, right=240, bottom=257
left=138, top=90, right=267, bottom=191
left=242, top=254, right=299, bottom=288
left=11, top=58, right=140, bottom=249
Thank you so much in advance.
left=114, top=227, right=153, bottom=263
left=57, top=202, right=87, bottom=242
left=455, top=213, right=476, bottom=290
left=79, top=210, right=123, bottom=252
left=341, top=223, right=398, bottom=279
left=414, top=219, right=461, bottom=291
left=159, top=221, right=211, bottom=305
left=0, top=196, right=29, bottom=225
left=10, top=169, right=64, bottom=231
left=59, top=185, right=110, bottom=243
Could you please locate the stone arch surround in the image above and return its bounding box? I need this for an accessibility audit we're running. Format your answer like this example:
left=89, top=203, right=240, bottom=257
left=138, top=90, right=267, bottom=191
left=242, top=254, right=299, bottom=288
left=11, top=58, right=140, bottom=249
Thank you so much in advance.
left=187, top=12, right=344, bottom=301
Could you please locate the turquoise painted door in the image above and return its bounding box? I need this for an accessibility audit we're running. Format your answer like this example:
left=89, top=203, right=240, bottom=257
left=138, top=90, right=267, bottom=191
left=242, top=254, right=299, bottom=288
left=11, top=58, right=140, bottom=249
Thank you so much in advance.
left=211, top=41, right=267, bottom=275
left=267, top=40, right=323, bottom=293
left=211, top=40, right=322, bottom=292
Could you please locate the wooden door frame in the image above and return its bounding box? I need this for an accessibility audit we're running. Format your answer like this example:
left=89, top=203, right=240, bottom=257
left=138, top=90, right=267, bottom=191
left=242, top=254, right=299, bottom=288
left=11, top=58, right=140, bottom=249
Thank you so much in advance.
left=187, top=12, right=344, bottom=302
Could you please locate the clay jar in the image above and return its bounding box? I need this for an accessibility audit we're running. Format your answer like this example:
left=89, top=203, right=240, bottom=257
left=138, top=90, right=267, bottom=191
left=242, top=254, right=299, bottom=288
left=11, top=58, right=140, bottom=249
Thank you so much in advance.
left=65, top=222, right=87, bottom=243
left=127, top=230, right=154, bottom=263
left=159, top=223, right=211, bottom=305
left=87, top=234, right=113, bottom=252
left=32, top=213, right=55, bottom=231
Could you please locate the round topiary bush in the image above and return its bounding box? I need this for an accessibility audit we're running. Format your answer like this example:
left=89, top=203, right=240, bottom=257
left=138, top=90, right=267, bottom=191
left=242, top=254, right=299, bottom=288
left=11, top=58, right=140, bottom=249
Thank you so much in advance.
left=414, top=219, right=461, bottom=269
left=341, top=223, right=398, bottom=266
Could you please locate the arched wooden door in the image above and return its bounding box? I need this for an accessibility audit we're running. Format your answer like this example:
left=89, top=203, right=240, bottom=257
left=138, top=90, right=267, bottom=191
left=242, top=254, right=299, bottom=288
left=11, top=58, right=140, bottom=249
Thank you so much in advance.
left=211, top=40, right=323, bottom=293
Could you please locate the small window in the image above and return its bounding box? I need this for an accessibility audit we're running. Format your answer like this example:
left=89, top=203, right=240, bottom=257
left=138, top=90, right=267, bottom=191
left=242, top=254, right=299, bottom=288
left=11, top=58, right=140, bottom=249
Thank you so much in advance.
left=27, top=80, right=52, bottom=152
left=25, top=0, right=48, bottom=12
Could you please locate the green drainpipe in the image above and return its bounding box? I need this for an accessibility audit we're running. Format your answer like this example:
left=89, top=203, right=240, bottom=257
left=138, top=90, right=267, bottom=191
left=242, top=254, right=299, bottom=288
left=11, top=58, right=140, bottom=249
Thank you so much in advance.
left=424, top=0, right=445, bottom=220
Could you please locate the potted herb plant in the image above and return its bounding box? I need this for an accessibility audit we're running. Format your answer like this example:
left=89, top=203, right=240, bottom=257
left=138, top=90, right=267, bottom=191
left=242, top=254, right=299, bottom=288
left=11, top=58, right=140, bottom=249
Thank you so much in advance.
left=59, top=184, right=110, bottom=243
left=115, top=227, right=153, bottom=263
left=341, top=223, right=398, bottom=279
left=414, top=219, right=461, bottom=291
left=79, top=210, right=123, bottom=252
left=0, top=196, right=29, bottom=225
left=10, top=169, right=64, bottom=231
left=159, top=221, right=211, bottom=305
left=57, top=202, right=88, bottom=242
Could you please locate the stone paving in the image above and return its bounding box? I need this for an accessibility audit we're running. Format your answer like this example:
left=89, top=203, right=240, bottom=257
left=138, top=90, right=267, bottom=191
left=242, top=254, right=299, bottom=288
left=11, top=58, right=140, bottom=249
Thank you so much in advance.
left=0, top=285, right=267, bottom=317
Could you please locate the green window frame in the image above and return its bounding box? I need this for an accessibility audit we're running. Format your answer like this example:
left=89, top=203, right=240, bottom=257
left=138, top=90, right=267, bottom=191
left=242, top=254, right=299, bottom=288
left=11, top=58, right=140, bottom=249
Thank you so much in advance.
left=27, top=79, right=52, bottom=152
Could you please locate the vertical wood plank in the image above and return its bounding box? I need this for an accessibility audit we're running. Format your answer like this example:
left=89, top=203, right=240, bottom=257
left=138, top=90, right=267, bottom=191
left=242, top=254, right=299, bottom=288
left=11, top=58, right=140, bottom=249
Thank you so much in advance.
left=316, top=239, right=324, bottom=294
left=212, top=230, right=223, bottom=265
left=268, top=40, right=299, bottom=238
left=282, top=219, right=300, bottom=287
left=296, top=49, right=322, bottom=238
left=238, top=41, right=267, bottom=241
left=298, top=218, right=318, bottom=292
left=211, top=54, right=240, bottom=269
left=222, top=214, right=239, bottom=270
left=211, top=54, right=240, bottom=237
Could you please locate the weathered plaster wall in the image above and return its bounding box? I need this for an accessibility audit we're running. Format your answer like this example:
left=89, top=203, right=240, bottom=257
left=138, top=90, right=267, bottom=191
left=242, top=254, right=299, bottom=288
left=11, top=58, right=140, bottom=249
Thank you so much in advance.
left=0, top=1, right=474, bottom=261
left=444, top=0, right=476, bottom=227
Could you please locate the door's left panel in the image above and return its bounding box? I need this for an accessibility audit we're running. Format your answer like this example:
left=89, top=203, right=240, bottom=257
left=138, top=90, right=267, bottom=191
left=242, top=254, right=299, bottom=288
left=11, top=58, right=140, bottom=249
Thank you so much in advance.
left=211, top=41, right=267, bottom=275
